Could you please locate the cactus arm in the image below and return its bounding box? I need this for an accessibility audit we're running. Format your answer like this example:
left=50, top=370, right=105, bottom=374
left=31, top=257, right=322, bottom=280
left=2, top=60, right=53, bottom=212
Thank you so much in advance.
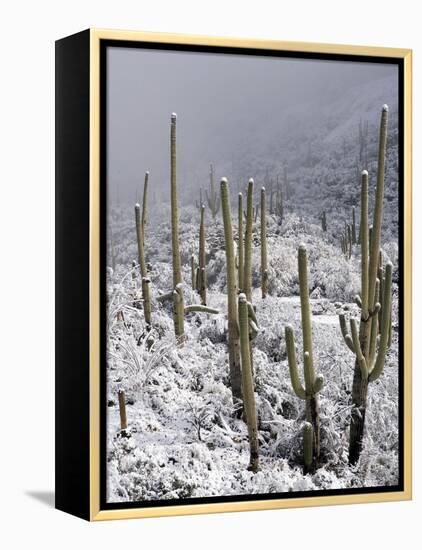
left=354, top=295, right=363, bottom=308
left=313, top=374, right=324, bottom=394
left=247, top=301, right=258, bottom=326
left=284, top=325, right=306, bottom=399
left=339, top=314, right=355, bottom=352
left=184, top=305, right=219, bottom=315
left=303, top=422, right=313, bottom=473
left=249, top=319, right=259, bottom=340
left=350, top=318, right=368, bottom=380
left=369, top=263, right=392, bottom=382
left=156, top=290, right=174, bottom=303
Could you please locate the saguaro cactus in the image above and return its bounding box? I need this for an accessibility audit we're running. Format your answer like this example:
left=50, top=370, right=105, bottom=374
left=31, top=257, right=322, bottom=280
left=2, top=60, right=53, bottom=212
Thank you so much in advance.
left=141, top=171, right=149, bottom=247
left=243, top=179, right=254, bottom=302
left=260, top=187, right=268, bottom=298
left=238, top=192, right=244, bottom=292
left=198, top=204, right=207, bottom=304
left=170, top=113, right=185, bottom=342
left=338, top=105, right=391, bottom=465
left=206, top=163, right=220, bottom=219
left=191, top=254, right=196, bottom=290
left=221, top=178, right=242, bottom=399
left=321, top=211, right=327, bottom=232
left=285, top=244, right=324, bottom=465
left=238, top=293, right=259, bottom=472
left=352, top=206, right=357, bottom=244
left=135, top=203, right=151, bottom=325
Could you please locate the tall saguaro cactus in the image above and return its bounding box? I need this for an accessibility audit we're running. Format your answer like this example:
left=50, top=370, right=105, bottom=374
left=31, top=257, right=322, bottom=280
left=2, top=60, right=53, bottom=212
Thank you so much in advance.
left=221, top=178, right=242, bottom=399
left=238, top=293, right=259, bottom=472
left=170, top=113, right=185, bottom=343
left=338, top=105, right=392, bottom=465
left=141, top=171, right=149, bottom=247
left=243, top=179, right=254, bottom=302
left=285, top=244, right=324, bottom=466
left=238, top=192, right=244, bottom=292
left=260, top=187, right=268, bottom=298
left=206, top=163, right=220, bottom=219
left=198, top=204, right=207, bottom=305
left=135, top=203, right=151, bottom=326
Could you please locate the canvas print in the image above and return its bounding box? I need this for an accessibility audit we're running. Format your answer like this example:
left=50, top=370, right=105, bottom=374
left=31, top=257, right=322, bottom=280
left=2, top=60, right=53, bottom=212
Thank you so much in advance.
left=104, top=45, right=401, bottom=504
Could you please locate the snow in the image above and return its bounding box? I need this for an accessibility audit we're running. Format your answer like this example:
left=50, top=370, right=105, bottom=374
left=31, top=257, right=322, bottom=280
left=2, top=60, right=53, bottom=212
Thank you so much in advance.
left=105, top=204, right=399, bottom=503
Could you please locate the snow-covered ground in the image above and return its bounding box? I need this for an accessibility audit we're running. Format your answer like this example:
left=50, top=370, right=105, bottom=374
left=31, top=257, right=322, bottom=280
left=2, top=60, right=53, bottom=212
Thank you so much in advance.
left=105, top=207, right=399, bottom=503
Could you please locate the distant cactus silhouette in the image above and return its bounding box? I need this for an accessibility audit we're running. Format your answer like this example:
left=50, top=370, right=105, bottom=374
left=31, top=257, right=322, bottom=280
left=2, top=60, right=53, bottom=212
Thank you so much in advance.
left=206, top=163, right=220, bottom=219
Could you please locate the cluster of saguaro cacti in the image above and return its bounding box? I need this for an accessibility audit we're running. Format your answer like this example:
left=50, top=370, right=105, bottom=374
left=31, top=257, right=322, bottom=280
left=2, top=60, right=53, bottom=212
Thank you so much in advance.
left=157, top=114, right=219, bottom=345
left=285, top=244, right=324, bottom=472
left=206, top=163, right=220, bottom=219
left=338, top=105, right=392, bottom=464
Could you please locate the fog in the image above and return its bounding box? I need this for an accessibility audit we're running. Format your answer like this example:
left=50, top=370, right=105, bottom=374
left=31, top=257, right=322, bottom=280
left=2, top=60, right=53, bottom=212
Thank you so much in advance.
left=106, top=46, right=397, bottom=205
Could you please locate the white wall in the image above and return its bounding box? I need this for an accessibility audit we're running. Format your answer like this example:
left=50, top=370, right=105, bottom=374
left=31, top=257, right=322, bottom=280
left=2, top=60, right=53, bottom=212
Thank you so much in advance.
left=0, top=1, right=419, bottom=548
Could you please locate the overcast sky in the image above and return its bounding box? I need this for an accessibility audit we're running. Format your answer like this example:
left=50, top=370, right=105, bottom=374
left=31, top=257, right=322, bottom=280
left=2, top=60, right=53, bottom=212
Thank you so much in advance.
left=107, top=46, right=397, bottom=205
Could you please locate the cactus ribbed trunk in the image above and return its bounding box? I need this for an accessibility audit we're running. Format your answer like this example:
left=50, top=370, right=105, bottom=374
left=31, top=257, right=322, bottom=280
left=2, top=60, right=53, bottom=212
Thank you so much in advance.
left=198, top=205, right=206, bottom=305
left=135, top=203, right=151, bottom=325
left=221, top=178, right=242, bottom=399
left=243, top=179, right=254, bottom=303
left=170, top=113, right=184, bottom=343
left=238, top=293, right=259, bottom=472
left=298, top=245, right=320, bottom=457
left=238, top=193, right=244, bottom=292
left=260, top=187, right=268, bottom=298
left=141, top=171, right=149, bottom=247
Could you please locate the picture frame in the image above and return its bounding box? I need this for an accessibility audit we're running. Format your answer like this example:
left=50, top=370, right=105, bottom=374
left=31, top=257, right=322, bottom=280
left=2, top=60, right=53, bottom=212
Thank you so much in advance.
left=55, top=28, right=412, bottom=521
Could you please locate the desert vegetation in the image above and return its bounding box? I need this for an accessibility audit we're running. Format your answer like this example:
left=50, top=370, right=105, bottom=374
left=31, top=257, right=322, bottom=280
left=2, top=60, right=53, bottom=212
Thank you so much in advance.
left=106, top=97, right=399, bottom=502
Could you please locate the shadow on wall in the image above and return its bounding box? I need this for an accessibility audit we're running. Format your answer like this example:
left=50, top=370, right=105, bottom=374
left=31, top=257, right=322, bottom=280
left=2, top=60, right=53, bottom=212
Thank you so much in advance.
left=25, top=491, right=55, bottom=508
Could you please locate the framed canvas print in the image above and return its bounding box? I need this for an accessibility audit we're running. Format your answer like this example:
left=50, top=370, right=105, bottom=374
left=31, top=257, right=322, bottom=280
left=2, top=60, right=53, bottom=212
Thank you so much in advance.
left=55, top=29, right=412, bottom=521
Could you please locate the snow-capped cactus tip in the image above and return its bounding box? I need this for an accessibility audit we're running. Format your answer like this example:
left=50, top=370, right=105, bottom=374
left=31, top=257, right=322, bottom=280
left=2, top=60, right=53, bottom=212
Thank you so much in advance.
left=248, top=178, right=254, bottom=184
left=238, top=292, right=247, bottom=303
left=221, top=177, right=228, bottom=184
left=171, top=112, right=177, bottom=120
left=145, top=170, right=149, bottom=175
left=261, top=186, right=265, bottom=191
left=299, top=242, right=306, bottom=251
left=361, top=169, right=368, bottom=176
left=238, top=192, right=242, bottom=196
left=382, top=104, right=389, bottom=112
left=135, top=202, right=141, bottom=209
